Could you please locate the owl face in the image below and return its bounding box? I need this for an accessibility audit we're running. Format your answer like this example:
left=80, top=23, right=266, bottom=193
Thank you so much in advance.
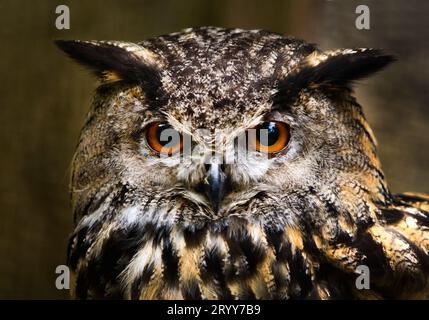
left=57, top=27, right=397, bottom=299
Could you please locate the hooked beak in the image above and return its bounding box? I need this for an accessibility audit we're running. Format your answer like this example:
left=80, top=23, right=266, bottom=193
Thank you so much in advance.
left=203, top=163, right=227, bottom=213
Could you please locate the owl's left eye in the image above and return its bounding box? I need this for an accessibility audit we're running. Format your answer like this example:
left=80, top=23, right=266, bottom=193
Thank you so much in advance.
left=248, top=121, right=290, bottom=154
left=145, top=122, right=183, bottom=155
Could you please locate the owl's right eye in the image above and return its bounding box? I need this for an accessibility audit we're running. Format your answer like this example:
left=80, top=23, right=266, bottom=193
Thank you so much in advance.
left=145, top=122, right=183, bottom=155
left=247, top=121, right=290, bottom=155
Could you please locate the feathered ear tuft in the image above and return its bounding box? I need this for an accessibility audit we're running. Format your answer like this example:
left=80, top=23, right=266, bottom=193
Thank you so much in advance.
left=275, top=48, right=396, bottom=106
left=301, top=48, right=396, bottom=86
left=54, top=40, right=162, bottom=86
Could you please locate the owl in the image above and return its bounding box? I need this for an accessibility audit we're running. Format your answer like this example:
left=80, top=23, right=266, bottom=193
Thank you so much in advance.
left=56, top=27, right=429, bottom=300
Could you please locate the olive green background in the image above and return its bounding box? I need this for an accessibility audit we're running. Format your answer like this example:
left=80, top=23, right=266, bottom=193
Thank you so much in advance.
left=0, top=0, right=427, bottom=299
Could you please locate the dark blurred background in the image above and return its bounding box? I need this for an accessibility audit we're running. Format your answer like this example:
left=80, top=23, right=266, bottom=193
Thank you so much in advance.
left=0, top=0, right=428, bottom=299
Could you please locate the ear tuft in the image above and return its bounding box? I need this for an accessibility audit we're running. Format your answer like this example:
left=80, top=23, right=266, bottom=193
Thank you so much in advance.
left=54, top=40, right=161, bottom=85
left=274, top=48, right=396, bottom=106
left=302, top=48, right=396, bottom=86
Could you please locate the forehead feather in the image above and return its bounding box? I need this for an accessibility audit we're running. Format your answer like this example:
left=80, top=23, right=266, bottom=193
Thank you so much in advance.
left=140, top=27, right=315, bottom=128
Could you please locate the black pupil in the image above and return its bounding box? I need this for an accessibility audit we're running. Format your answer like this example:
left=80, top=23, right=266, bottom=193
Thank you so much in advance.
left=157, top=124, right=178, bottom=147
left=257, top=122, right=279, bottom=146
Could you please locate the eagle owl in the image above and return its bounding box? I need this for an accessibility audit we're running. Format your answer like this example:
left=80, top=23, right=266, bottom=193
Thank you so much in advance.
left=56, top=27, right=429, bottom=299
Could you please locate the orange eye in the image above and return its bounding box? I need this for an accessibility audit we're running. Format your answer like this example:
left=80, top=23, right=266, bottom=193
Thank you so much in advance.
left=145, top=122, right=183, bottom=155
left=248, top=121, right=290, bottom=154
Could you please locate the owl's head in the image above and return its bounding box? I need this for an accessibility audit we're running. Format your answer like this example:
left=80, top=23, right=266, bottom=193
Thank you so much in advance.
left=57, top=27, right=396, bottom=299
left=58, top=26, right=393, bottom=223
